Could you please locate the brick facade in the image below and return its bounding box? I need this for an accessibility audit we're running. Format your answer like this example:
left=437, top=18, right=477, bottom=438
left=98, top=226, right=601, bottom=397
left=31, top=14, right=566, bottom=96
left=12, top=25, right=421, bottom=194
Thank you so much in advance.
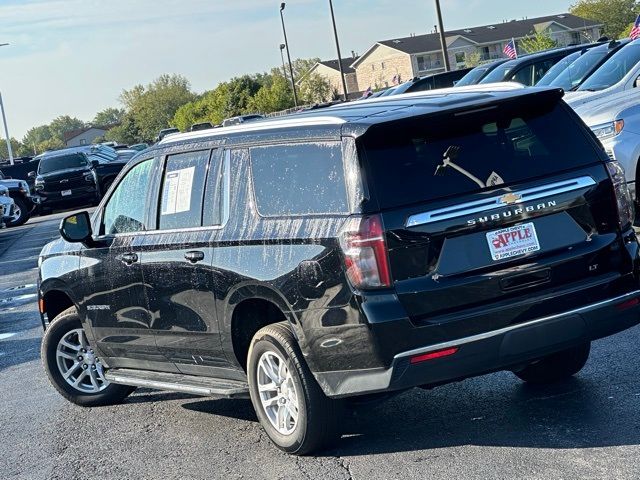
left=353, top=44, right=413, bottom=91
left=311, top=64, right=359, bottom=95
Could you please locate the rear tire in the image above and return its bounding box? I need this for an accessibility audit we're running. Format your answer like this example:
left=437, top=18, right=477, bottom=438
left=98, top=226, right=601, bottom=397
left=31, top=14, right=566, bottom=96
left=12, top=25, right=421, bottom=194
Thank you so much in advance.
left=247, top=322, right=342, bottom=455
left=41, top=306, right=135, bottom=406
left=7, top=196, right=29, bottom=227
left=513, top=342, right=591, bottom=384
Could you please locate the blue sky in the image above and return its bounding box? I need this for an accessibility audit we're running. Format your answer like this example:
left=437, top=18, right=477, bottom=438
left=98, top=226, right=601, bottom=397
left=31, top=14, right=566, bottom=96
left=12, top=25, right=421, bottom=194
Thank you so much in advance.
left=1, top=0, right=571, bottom=139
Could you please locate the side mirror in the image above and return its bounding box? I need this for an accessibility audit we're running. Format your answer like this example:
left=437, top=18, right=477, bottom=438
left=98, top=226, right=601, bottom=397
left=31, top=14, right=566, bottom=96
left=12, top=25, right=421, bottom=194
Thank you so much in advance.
left=91, top=159, right=100, bottom=168
left=28, top=171, right=36, bottom=179
left=60, top=211, right=92, bottom=243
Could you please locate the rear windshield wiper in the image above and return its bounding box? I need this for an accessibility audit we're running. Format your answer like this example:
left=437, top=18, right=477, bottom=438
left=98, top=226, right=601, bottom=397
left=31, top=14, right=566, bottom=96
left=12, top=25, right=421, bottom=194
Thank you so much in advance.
left=434, top=145, right=486, bottom=188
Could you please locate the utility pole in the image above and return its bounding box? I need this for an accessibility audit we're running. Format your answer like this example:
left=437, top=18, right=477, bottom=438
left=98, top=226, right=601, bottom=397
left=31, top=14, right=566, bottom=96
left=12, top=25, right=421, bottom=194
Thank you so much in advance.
left=328, top=0, right=348, bottom=101
left=279, top=44, right=288, bottom=79
left=434, top=0, right=451, bottom=72
left=0, top=43, right=13, bottom=165
left=0, top=92, right=14, bottom=165
left=280, top=3, right=299, bottom=107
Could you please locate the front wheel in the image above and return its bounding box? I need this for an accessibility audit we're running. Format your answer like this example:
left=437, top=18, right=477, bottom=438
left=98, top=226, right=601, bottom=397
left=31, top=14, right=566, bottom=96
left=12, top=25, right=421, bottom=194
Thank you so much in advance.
left=513, top=342, right=591, bottom=385
left=7, top=196, right=30, bottom=227
left=41, top=307, right=135, bottom=406
left=247, top=322, right=342, bottom=455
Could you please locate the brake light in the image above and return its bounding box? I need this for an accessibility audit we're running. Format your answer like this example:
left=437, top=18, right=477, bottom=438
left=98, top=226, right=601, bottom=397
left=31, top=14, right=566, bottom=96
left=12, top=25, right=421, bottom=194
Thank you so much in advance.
left=606, top=160, right=634, bottom=228
left=339, top=214, right=392, bottom=289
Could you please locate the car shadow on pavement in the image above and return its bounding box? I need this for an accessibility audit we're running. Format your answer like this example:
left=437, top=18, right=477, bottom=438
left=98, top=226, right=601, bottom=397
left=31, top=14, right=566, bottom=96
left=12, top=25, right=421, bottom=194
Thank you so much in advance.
left=0, top=337, right=41, bottom=372
left=181, top=398, right=258, bottom=423
left=320, top=376, right=640, bottom=456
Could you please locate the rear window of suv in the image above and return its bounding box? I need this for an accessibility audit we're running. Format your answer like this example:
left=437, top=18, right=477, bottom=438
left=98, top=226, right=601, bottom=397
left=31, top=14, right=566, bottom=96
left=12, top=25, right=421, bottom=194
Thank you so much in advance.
left=250, top=142, right=348, bottom=216
left=362, top=96, right=599, bottom=209
left=38, top=154, right=87, bottom=174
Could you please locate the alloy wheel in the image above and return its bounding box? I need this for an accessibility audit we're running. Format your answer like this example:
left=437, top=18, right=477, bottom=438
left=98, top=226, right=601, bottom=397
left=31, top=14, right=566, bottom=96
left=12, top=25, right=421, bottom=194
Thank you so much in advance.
left=256, top=351, right=300, bottom=435
left=55, top=328, right=109, bottom=394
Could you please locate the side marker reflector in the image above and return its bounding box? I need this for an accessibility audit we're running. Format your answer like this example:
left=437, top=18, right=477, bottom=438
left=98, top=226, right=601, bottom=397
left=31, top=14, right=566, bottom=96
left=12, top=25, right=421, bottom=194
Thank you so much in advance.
left=410, top=347, right=459, bottom=365
left=616, top=298, right=639, bottom=311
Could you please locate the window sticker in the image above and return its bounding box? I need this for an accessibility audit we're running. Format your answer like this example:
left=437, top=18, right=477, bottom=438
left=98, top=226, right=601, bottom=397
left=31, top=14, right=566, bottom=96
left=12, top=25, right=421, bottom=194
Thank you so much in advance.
left=487, top=171, right=504, bottom=186
left=161, top=166, right=195, bottom=215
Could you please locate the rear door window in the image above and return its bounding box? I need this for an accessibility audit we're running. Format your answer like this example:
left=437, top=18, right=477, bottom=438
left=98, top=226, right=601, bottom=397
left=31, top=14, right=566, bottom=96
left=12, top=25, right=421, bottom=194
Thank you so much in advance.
left=158, top=150, right=210, bottom=230
left=362, top=96, right=600, bottom=209
left=250, top=142, right=348, bottom=216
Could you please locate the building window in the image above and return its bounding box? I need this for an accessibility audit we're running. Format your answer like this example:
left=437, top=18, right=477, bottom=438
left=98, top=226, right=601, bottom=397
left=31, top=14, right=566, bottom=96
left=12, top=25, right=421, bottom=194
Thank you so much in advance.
left=571, top=31, right=581, bottom=44
left=381, top=62, right=385, bottom=69
left=417, top=55, right=425, bottom=71
left=79, top=139, right=87, bottom=145
left=371, top=64, right=375, bottom=71
left=455, top=52, right=465, bottom=65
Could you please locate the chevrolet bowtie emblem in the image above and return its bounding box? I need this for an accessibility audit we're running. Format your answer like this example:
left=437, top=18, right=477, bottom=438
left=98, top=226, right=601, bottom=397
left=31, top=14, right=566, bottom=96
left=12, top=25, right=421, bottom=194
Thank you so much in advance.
left=500, top=192, right=522, bottom=205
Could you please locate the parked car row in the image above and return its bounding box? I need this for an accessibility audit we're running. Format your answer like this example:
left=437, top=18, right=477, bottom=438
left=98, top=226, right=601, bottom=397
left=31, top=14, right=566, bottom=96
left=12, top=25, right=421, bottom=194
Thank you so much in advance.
left=375, top=39, right=640, bottom=215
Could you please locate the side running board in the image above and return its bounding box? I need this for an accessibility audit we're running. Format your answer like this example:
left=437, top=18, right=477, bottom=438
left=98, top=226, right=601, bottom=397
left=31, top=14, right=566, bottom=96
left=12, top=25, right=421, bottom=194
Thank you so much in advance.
left=105, top=369, right=250, bottom=399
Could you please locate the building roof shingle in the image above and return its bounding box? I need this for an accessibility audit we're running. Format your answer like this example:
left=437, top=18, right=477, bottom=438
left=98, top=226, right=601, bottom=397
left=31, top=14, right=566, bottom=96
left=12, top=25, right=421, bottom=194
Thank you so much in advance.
left=319, top=57, right=359, bottom=74
left=376, top=13, right=601, bottom=56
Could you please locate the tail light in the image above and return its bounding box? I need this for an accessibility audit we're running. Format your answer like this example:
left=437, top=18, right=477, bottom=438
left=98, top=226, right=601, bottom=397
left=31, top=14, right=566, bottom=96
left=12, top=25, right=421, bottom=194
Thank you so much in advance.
left=339, top=214, right=392, bottom=289
left=606, top=160, right=634, bottom=229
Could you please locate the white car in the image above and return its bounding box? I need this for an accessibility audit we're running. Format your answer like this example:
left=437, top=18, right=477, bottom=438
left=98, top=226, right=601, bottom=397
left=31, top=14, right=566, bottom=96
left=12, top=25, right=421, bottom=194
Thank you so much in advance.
left=565, top=40, right=640, bottom=108
left=572, top=89, right=640, bottom=203
left=0, top=185, right=16, bottom=228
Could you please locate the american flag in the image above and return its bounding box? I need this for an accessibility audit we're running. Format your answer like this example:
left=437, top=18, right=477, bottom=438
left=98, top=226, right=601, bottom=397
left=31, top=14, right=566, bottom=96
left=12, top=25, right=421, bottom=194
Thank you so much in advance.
left=631, top=15, right=640, bottom=40
left=503, top=39, right=517, bottom=59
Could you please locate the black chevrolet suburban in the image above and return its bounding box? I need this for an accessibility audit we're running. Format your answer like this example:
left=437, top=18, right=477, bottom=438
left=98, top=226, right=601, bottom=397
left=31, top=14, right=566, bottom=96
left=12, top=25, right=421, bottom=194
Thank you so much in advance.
left=38, top=86, right=640, bottom=455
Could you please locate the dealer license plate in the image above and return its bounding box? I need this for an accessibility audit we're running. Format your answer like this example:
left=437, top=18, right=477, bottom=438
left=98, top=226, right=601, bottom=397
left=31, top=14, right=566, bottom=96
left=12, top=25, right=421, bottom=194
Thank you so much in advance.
left=61, top=190, right=72, bottom=196
left=486, top=222, right=540, bottom=261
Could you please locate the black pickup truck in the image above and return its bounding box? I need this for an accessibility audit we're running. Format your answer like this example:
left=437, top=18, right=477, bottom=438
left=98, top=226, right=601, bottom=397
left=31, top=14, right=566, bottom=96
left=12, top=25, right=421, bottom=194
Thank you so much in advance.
left=30, top=146, right=130, bottom=214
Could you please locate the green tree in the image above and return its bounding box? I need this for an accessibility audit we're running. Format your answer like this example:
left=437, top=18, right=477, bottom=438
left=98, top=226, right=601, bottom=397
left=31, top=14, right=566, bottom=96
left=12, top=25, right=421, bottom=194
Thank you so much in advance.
left=104, top=114, right=140, bottom=145
left=120, top=74, right=196, bottom=141
left=37, top=137, right=65, bottom=153
left=173, top=85, right=231, bottom=131
left=520, top=30, right=557, bottom=54
left=92, top=107, right=126, bottom=127
left=225, top=75, right=265, bottom=116
left=247, top=74, right=294, bottom=113
left=0, top=138, right=23, bottom=160
left=464, top=51, right=482, bottom=68
left=22, top=125, right=53, bottom=151
left=291, top=58, right=321, bottom=82
left=48, top=115, right=85, bottom=142
left=299, top=72, right=333, bottom=104
left=570, top=0, right=639, bottom=39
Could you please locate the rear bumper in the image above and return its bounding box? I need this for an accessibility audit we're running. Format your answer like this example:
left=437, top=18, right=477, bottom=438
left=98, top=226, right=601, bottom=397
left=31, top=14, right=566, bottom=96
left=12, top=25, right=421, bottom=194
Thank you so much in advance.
left=314, top=290, right=640, bottom=398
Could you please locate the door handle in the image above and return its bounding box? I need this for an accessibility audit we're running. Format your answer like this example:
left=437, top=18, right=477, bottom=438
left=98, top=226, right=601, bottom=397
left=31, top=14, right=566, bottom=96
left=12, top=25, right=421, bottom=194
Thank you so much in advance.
left=184, top=251, right=205, bottom=263
left=120, top=252, right=138, bottom=265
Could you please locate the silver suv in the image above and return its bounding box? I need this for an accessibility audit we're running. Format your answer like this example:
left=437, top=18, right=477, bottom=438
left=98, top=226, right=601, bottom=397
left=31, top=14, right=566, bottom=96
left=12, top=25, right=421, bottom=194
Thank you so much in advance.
left=573, top=89, right=640, bottom=205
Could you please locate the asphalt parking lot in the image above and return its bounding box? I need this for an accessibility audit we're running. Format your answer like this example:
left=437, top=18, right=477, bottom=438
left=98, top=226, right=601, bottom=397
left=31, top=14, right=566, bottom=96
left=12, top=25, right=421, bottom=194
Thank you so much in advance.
left=2, top=215, right=640, bottom=479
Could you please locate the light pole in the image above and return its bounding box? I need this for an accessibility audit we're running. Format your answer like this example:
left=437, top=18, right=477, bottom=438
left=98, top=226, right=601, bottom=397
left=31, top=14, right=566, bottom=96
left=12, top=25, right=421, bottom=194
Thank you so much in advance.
left=279, top=44, right=288, bottom=79
left=280, top=2, right=299, bottom=107
left=328, top=0, right=348, bottom=102
left=434, top=0, right=451, bottom=72
left=0, top=43, right=13, bottom=165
